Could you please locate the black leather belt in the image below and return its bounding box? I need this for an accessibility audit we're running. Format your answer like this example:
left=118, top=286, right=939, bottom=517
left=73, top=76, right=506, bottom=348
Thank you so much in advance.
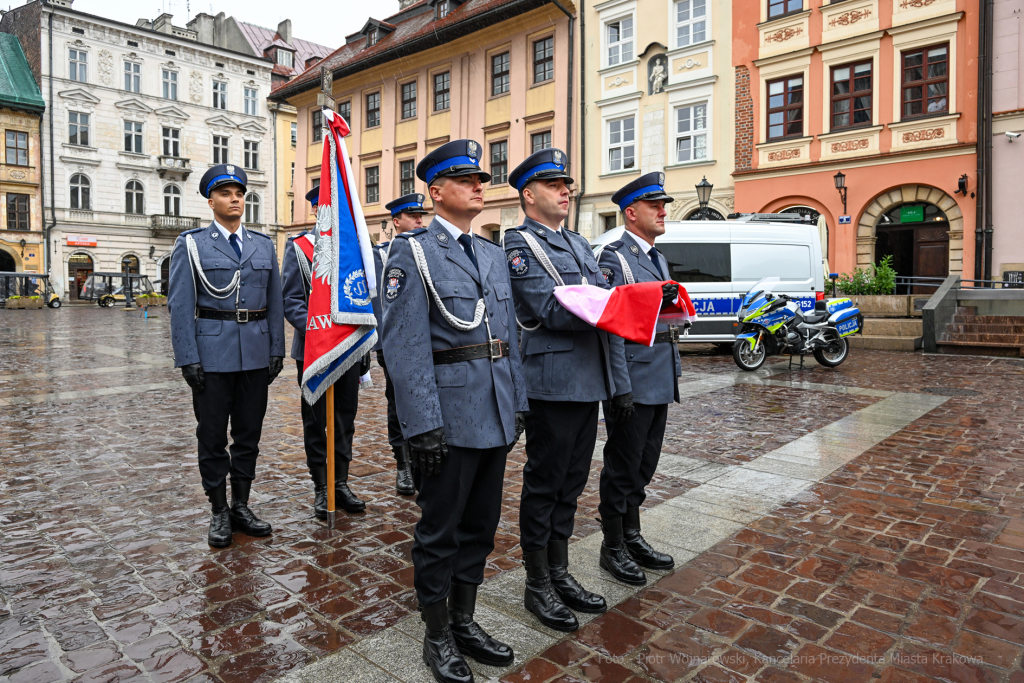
left=197, top=308, right=267, bottom=323
left=629, top=326, right=680, bottom=345
left=433, top=340, right=508, bottom=364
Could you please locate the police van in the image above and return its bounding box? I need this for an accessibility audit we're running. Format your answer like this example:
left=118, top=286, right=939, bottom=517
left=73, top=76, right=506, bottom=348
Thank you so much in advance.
left=592, top=214, right=827, bottom=344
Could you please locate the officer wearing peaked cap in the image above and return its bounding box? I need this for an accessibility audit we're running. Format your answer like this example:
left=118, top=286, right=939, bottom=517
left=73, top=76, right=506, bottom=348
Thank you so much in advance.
left=373, top=193, right=429, bottom=497
left=168, top=163, right=285, bottom=548
left=503, top=148, right=633, bottom=633
left=381, top=139, right=528, bottom=683
left=599, top=171, right=682, bottom=584
left=279, top=185, right=369, bottom=520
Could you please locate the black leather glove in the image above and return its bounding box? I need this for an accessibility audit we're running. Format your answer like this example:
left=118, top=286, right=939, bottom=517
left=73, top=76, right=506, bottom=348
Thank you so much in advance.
left=268, top=356, right=284, bottom=384
left=359, top=353, right=371, bottom=375
left=181, top=363, right=204, bottom=393
left=408, top=427, right=448, bottom=477
left=661, top=283, right=679, bottom=310
left=508, top=412, right=526, bottom=453
left=609, top=392, right=635, bottom=422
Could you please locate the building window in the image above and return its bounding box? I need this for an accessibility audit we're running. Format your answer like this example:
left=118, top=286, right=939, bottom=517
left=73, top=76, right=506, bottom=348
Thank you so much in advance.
left=767, top=0, right=802, bottom=19
left=608, top=116, right=635, bottom=172
left=533, top=37, right=554, bottom=84
left=366, top=92, right=381, bottom=128
left=162, top=127, right=180, bottom=157
left=162, top=70, right=177, bottom=100
left=244, top=87, right=258, bottom=116
left=212, top=81, right=227, bottom=110
left=606, top=18, right=633, bottom=66
left=163, top=185, right=181, bottom=216
left=675, top=0, right=706, bottom=48
left=70, top=174, right=90, bottom=210
left=212, top=135, right=229, bottom=164
left=245, top=193, right=260, bottom=223
left=603, top=214, right=618, bottom=232
left=365, top=166, right=379, bottom=204
left=831, top=61, right=872, bottom=130
left=339, top=101, right=351, bottom=123
left=401, top=81, right=417, bottom=120
left=69, top=49, right=87, bottom=82
left=6, top=193, right=28, bottom=230
left=69, top=112, right=90, bottom=146
left=490, top=140, right=508, bottom=185
left=276, top=49, right=294, bottom=68
left=368, top=29, right=379, bottom=46
left=492, top=52, right=510, bottom=96
left=434, top=72, right=450, bottom=112
left=124, top=121, right=143, bottom=154
left=902, top=44, right=948, bottom=119
left=5, top=131, right=28, bottom=166
left=531, top=131, right=552, bottom=153
left=124, top=61, right=140, bottom=92
left=312, top=109, right=323, bottom=142
left=399, top=159, right=415, bottom=196
left=766, top=75, right=803, bottom=140
left=244, top=140, right=259, bottom=170
left=290, top=162, right=294, bottom=188
left=125, top=180, right=144, bottom=215
left=437, top=0, right=450, bottom=17
left=290, top=122, right=297, bottom=146
left=675, top=103, right=708, bottom=163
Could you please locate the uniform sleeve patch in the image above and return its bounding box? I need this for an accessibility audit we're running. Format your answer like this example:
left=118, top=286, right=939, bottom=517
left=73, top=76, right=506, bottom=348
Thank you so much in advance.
left=600, top=266, right=614, bottom=285
left=507, top=248, right=530, bottom=277
left=384, top=267, right=407, bottom=302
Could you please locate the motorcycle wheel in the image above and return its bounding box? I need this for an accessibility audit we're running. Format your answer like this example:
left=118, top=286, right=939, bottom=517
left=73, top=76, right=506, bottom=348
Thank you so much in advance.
left=813, top=336, right=849, bottom=367
left=733, top=339, right=766, bottom=371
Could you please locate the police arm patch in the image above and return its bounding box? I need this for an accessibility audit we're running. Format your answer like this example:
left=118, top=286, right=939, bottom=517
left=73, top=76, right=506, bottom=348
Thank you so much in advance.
left=600, top=266, right=614, bottom=285
left=507, top=248, right=530, bottom=277
left=384, top=267, right=407, bottom=302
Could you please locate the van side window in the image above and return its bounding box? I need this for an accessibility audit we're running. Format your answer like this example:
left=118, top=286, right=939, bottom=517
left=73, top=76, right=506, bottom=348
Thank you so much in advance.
left=659, top=243, right=731, bottom=282
left=732, top=244, right=811, bottom=281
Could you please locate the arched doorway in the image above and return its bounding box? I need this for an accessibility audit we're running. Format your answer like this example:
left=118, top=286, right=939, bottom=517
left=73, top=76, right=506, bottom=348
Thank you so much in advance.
left=0, top=248, right=14, bottom=271
left=121, top=254, right=140, bottom=274
left=68, top=252, right=93, bottom=300
left=0, top=249, right=15, bottom=300
left=159, top=257, right=170, bottom=295
left=875, top=203, right=949, bottom=294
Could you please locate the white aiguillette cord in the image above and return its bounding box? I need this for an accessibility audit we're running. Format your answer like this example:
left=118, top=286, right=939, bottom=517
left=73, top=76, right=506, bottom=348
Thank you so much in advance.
left=503, top=229, right=594, bottom=331
left=186, top=233, right=241, bottom=314
left=408, top=236, right=494, bottom=340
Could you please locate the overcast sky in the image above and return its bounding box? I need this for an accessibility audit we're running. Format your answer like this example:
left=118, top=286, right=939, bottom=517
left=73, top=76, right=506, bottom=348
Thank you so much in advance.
left=36, top=0, right=401, bottom=51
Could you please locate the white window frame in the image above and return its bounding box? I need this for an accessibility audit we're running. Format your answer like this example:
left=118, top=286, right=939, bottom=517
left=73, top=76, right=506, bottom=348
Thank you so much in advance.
left=124, top=120, right=143, bottom=154
left=212, top=81, right=227, bottom=110
left=674, top=0, right=708, bottom=49
left=68, top=111, right=90, bottom=147
left=163, top=184, right=181, bottom=216
left=162, top=127, right=180, bottom=157
left=162, top=69, right=178, bottom=100
left=245, top=192, right=261, bottom=224
left=673, top=100, right=709, bottom=164
left=69, top=48, right=88, bottom=82
left=605, top=15, right=634, bottom=67
left=276, top=49, right=293, bottom=68
left=244, top=140, right=259, bottom=170
left=290, top=122, right=297, bottom=146
left=606, top=115, right=636, bottom=173
left=125, top=180, right=145, bottom=215
left=244, top=87, right=258, bottom=116
left=212, top=135, right=229, bottom=164
left=124, top=60, right=141, bottom=92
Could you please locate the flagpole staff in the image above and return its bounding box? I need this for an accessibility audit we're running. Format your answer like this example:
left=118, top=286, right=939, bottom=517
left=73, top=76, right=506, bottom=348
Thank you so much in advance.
left=318, top=66, right=338, bottom=529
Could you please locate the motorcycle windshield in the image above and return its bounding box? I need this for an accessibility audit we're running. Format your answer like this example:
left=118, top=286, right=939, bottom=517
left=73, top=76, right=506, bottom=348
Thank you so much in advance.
left=741, top=277, right=780, bottom=308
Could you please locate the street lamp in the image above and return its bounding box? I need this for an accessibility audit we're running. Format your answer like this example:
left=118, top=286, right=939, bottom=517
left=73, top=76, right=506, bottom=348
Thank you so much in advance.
left=695, top=176, right=714, bottom=220
left=833, top=171, right=847, bottom=215
left=19, top=238, right=26, bottom=257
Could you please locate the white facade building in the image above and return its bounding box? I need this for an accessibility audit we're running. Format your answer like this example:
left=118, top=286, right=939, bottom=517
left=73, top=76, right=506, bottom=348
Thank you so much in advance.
left=1, top=0, right=274, bottom=298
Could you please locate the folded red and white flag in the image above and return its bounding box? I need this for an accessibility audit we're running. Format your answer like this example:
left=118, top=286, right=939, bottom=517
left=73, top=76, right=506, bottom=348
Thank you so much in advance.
left=553, top=281, right=697, bottom=346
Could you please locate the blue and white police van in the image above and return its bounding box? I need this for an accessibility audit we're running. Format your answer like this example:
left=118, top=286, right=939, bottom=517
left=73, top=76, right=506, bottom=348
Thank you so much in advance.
left=593, top=214, right=827, bottom=345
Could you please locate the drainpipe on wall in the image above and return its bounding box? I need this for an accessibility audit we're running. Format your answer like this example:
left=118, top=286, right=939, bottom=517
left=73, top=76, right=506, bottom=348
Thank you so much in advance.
left=981, top=0, right=994, bottom=284
left=572, top=0, right=585, bottom=235
left=550, top=0, right=575, bottom=229
left=46, top=3, right=57, bottom=285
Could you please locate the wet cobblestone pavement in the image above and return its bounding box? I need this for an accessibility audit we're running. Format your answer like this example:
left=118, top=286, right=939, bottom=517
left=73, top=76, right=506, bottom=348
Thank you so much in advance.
left=1, top=307, right=1023, bottom=683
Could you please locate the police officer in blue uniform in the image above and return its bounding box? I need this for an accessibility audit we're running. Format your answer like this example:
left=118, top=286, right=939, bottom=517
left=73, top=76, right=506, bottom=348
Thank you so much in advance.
left=598, top=172, right=683, bottom=584
left=503, top=148, right=634, bottom=632
left=372, top=193, right=429, bottom=496
left=168, top=164, right=285, bottom=548
left=280, top=185, right=369, bottom=518
left=381, top=140, right=528, bottom=683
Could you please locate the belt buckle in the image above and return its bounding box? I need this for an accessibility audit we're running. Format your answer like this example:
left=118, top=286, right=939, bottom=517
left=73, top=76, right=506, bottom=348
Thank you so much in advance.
left=670, top=326, right=679, bottom=343
left=488, top=339, right=503, bottom=360
left=236, top=309, right=250, bottom=323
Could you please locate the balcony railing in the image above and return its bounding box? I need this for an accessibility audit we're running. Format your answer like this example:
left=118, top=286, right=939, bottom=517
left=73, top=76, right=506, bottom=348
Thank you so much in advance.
left=151, top=214, right=201, bottom=230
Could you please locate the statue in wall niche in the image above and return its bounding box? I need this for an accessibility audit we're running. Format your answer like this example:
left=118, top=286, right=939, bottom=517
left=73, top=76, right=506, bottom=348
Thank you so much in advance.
left=189, top=72, right=203, bottom=104
left=648, top=55, right=667, bottom=95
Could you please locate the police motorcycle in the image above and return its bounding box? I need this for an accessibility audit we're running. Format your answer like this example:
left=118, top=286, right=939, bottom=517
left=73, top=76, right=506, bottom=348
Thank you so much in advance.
left=732, top=277, right=862, bottom=371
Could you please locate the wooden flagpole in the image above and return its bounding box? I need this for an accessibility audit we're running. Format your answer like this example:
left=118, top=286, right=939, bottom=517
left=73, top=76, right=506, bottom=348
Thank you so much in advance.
left=319, top=65, right=338, bottom=530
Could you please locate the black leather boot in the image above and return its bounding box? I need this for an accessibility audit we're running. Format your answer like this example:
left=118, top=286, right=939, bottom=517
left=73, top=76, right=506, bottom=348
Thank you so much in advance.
left=228, top=479, right=272, bottom=537
left=335, top=460, right=366, bottom=513
left=448, top=581, right=513, bottom=666
left=309, top=465, right=328, bottom=521
left=522, top=548, right=578, bottom=632
left=206, top=482, right=232, bottom=548
left=624, top=507, right=674, bottom=570
left=421, top=598, right=473, bottom=683
left=599, top=516, right=646, bottom=586
left=548, top=539, right=606, bottom=614
left=394, top=443, right=416, bottom=496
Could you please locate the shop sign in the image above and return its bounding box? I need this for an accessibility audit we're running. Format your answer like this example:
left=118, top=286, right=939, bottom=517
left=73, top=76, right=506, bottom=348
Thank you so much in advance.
left=899, top=206, right=924, bottom=223
left=66, top=235, right=97, bottom=247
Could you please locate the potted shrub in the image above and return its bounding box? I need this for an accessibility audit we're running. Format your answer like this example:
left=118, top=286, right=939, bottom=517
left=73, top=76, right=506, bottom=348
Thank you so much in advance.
left=834, top=256, right=911, bottom=317
left=5, top=295, right=22, bottom=309
left=149, top=293, right=167, bottom=306
left=25, top=295, right=44, bottom=309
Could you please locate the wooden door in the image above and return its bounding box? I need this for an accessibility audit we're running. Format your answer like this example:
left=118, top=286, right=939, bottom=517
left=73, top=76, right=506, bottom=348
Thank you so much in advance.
left=913, top=225, right=949, bottom=293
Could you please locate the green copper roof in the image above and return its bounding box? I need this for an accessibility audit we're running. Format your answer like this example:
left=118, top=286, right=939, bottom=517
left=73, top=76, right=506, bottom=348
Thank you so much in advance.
left=0, top=34, right=43, bottom=113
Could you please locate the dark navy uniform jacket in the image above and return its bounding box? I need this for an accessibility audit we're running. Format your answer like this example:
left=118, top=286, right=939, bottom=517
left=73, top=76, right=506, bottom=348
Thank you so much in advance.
left=380, top=219, right=529, bottom=449
left=599, top=230, right=681, bottom=405
left=168, top=222, right=285, bottom=371
left=370, top=241, right=391, bottom=353
left=504, top=217, right=631, bottom=402
left=281, top=231, right=314, bottom=362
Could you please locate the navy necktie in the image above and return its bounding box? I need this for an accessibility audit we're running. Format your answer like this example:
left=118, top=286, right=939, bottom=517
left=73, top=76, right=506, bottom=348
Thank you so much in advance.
left=228, top=233, right=241, bottom=258
left=457, top=233, right=478, bottom=271
left=648, top=247, right=665, bottom=279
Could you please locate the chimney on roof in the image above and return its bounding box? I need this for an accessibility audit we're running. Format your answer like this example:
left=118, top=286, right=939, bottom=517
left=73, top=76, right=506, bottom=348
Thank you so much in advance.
left=277, top=19, right=292, bottom=45
left=152, top=13, right=174, bottom=34
left=399, top=0, right=417, bottom=8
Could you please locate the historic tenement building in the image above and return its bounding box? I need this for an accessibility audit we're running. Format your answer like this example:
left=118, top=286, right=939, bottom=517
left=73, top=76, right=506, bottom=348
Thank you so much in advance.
left=1, top=0, right=274, bottom=299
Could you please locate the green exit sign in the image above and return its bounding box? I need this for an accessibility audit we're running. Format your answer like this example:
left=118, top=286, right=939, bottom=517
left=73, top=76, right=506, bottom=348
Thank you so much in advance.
left=900, top=205, right=924, bottom=223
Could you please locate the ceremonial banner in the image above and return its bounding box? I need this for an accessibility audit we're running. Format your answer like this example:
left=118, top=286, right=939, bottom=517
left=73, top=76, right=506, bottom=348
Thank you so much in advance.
left=554, top=281, right=697, bottom=346
left=301, top=109, right=377, bottom=404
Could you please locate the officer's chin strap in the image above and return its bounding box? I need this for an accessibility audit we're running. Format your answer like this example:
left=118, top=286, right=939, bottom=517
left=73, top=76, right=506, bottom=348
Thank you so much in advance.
left=186, top=233, right=242, bottom=309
